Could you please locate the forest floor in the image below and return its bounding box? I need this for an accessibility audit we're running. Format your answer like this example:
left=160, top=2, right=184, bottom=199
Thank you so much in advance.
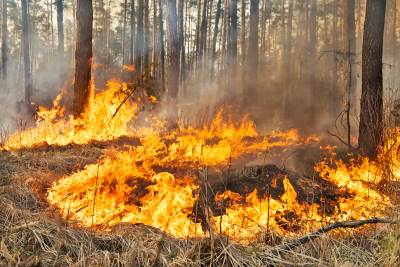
left=0, top=142, right=399, bottom=266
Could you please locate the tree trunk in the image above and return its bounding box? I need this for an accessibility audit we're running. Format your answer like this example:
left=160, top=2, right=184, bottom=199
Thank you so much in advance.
left=158, top=0, right=165, bottom=93
left=211, top=0, right=222, bottom=79
left=241, top=0, right=246, bottom=65
left=199, top=0, right=208, bottom=58
left=135, top=0, right=144, bottom=73
left=358, top=0, right=387, bottom=158
left=227, top=0, right=238, bottom=95
left=342, top=0, right=356, bottom=150
left=166, top=0, right=179, bottom=102
left=178, top=0, right=185, bottom=81
left=2, top=0, right=8, bottom=81
left=309, top=0, right=317, bottom=125
left=122, top=0, right=128, bottom=65
left=129, top=0, right=135, bottom=65
left=144, top=0, right=150, bottom=68
left=283, top=0, right=293, bottom=116
left=152, top=0, right=158, bottom=76
left=73, top=0, right=93, bottom=117
left=246, top=0, right=259, bottom=100
left=21, top=0, right=32, bottom=105
left=56, top=0, right=64, bottom=59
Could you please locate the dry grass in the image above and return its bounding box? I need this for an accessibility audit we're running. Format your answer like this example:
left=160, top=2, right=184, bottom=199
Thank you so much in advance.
left=0, top=146, right=399, bottom=266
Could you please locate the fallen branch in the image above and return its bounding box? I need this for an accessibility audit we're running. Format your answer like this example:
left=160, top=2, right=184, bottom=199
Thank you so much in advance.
left=274, top=218, right=397, bottom=251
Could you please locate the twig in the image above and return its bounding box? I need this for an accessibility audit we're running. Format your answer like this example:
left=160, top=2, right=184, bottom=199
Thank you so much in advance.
left=91, top=162, right=100, bottom=227
left=327, top=130, right=355, bottom=150
left=273, top=218, right=397, bottom=251
left=110, top=84, right=137, bottom=121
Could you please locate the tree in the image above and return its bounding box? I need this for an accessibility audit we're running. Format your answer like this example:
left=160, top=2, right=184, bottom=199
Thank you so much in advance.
left=227, top=0, right=238, bottom=94
left=342, top=0, right=356, bottom=150
left=129, top=0, right=135, bottom=65
left=309, top=0, right=317, bottom=124
left=73, top=0, right=93, bottom=117
left=21, top=0, right=32, bottom=106
left=158, top=0, right=165, bottom=92
left=211, top=0, right=222, bottom=79
left=358, top=0, right=387, bottom=157
left=178, top=0, right=185, bottom=81
left=246, top=0, right=259, bottom=101
left=144, top=0, right=150, bottom=68
left=166, top=0, right=179, bottom=101
left=135, top=0, right=144, bottom=73
left=56, top=0, right=64, bottom=59
left=122, top=0, right=128, bottom=65
left=2, top=0, right=8, bottom=81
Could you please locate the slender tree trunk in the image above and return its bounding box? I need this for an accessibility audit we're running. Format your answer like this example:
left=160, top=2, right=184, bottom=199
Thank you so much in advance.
left=158, top=0, right=165, bottom=93
left=342, top=0, right=356, bottom=150
left=227, top=0, right=238, bottom=95
left=129, top=0, right=135, bottom=65
left=199, top=0, right=208, bottom=58
left=122, top=0, right=128, bottom=65
left=2, top=0, right=8, bottom=81
left=56, top=0, right=64, bottom=59
left=211, top=0, right=222, bottom=79
left=21, top=0, right=32, bottom=106
left=283, top=0, right=293, bottom=115
left=331, top=0, right=339, bottom=115
left=152, top=0, right=158, bottom=76
left=309, top=0, right=317, bottom=124
left=166, top=0, right=179, bottom=102
left=144, top=0, right=150, bottom=68
left=135, top=0, right=144, bottom=72
left=178, top=0, right=185, bottom=81
left=241, top=0, right=246, bottom=65
left=358, top=0, right=387, bottom=158
left=246, top=0, right=259, bottom=104
left=73, top=0, right=93, bottom=117
left=195, top=0, right=202, bottom=62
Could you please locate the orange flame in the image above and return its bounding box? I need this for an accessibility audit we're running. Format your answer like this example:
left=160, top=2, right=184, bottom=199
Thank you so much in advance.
left=3, top=80, right=396, bottom=243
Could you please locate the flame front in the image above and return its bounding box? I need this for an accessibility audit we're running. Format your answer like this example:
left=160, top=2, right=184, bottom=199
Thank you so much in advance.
left=3, top=80, right=396, bottom=243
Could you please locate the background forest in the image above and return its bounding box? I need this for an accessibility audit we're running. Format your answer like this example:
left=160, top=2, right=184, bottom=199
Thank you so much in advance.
left=0, top=0, right=398, bottom=141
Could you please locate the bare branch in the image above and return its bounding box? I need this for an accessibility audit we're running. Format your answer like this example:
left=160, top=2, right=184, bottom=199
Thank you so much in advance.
left=273, top=218, right=397, bottom=252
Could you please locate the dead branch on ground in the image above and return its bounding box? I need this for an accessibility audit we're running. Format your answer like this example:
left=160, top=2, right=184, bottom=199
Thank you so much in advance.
left=274, top=218, right=397, bottom=251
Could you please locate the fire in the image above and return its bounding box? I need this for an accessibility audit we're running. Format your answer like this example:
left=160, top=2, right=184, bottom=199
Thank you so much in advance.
left=3, top=80, right=397, bottom=243
left=4, top=80, right=138, bottom=149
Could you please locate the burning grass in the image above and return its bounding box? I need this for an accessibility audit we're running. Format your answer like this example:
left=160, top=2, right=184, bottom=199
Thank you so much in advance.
left=0, top=150, right=399, bottom=266
left=1, top=80, right=400, bottom=265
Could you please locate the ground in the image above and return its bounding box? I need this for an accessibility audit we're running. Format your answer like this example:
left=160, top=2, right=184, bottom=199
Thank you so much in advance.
left=0, top=143, right=399, bottom=266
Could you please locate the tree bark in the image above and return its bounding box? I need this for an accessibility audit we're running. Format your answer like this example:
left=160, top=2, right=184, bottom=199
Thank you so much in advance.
left=135, top=0, right=144, bottom=73
left=129, top=0, right=135, bottom=65
left=2, top=0, right=8, bottom=81
left=241, top=0, right=246, bottom=65
left=211, top=0, right=222, bottom=79
left=122, top=0, right=128, bottom=65
left=73, top=0, right=93, bottom=118
left=166, top=0, right=179, bottom=101
left=144, top=0, right=150, bottom=68
left=227, top=0, right=238, bottom=95
left=178, top=0, right=185, bottom=81
left=358, top=0, right=387, bottom=158
left=246, top=0, right=259, bottom=100
left=21, top=0, right=32, bottom=105
left=158, top=0, right=165, bottom=93
left=56, top=0, right=64, bottom=59
left=309, top=0, right=317, bottom=125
